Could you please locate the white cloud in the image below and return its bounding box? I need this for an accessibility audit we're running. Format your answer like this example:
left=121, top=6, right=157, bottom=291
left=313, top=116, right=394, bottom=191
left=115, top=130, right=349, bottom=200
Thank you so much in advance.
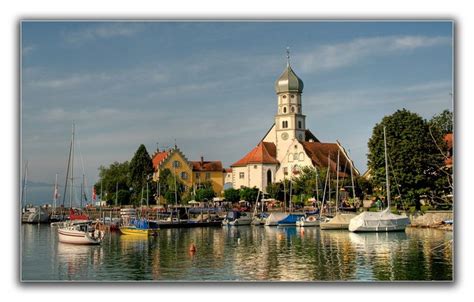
left=63, top=23, right=145, bottom=45
left=299, top=35, right=451, bottom=73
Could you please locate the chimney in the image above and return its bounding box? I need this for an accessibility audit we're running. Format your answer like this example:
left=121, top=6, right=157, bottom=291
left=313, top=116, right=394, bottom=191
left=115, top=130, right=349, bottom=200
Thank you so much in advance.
left=200, top=156, right=204, bottom=166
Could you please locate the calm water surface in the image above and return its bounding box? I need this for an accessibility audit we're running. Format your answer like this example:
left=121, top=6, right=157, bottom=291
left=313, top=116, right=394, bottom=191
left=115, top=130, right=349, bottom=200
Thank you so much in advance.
left=21, top=224, right=453, bottom=281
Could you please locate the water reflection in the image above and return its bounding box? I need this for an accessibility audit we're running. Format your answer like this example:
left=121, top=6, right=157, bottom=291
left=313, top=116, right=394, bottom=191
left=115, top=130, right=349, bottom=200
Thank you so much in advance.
left=21, top=225, right=453, bottom=281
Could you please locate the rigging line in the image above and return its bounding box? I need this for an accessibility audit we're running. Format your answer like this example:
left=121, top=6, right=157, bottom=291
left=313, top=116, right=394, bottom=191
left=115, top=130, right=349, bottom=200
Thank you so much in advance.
left=76, top=132, right=90, bottom=203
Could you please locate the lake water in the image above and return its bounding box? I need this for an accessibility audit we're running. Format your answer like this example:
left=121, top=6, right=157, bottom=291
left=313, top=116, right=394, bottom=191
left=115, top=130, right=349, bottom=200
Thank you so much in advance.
left=21, top=224, right=453, bottom=282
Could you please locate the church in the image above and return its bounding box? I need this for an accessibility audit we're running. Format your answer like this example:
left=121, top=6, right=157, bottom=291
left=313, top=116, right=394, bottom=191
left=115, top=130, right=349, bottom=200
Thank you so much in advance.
left=230, top=54, right=359, bottom=192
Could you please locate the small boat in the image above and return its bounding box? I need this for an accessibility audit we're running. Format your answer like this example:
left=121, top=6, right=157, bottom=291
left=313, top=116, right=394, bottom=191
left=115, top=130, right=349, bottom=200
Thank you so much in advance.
left=296, top=215, right=319, bottom=227
left=264, top=212, right=289, bottom=226
left=222, top=211, right=252, bottom=226
left=348, top=127, right=410, bottom=233
left=58, top=221, right=104, bottom=245
left=320, top=212, right=357, bottom=230
left=277, top=213, right=305, bottom=226
left=119, top=218, right=158, bottom=236
left=251, top=212, right=268, bottom=225
left=22, top=206, right=50, bottom=223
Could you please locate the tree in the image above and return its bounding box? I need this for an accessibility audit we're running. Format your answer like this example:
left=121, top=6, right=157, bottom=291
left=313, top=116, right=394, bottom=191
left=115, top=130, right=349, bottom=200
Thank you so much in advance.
left=94, top=161, right=131, bottom=205
left=195, top=187, right=216, bottom=202
left=427, top=110, right=453, bottom=206
left=367, top=109, right=443, bottom=210
left=129, top=144, right=154, bottom=205
left=224, top=188, right=240, bottom=203
left=239, top=187, right=260, bottom=204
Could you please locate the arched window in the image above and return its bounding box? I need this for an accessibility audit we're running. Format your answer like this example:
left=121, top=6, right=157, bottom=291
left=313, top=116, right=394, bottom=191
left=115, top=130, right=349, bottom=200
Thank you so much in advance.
left=298, top=121, right=302, bottom=129
left=267, top=170, right=272, bottom=186
left=283, top=107, right=287, bottom=113
left=291, top=106, right=295, bottom=113
left=282, top=121, right=288, bottom=128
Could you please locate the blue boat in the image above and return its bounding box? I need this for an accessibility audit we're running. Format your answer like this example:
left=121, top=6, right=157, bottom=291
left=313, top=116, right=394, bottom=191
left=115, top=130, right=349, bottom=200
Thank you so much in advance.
left=277, top=213, right=305, bottom=226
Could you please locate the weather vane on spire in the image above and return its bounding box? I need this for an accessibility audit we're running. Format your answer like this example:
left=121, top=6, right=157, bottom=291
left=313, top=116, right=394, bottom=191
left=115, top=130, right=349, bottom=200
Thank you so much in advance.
left=286, top=46, right=290, bottom=66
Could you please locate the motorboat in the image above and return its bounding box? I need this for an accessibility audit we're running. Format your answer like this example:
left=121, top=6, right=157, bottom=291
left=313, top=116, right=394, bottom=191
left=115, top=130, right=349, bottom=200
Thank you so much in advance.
left=222, top=211, right=252, bottom=226
left=22, top=206, right=49, bottom=223
left=119, top=218, right=158, bottom=236
left=58, top=221, right=104, bottom=245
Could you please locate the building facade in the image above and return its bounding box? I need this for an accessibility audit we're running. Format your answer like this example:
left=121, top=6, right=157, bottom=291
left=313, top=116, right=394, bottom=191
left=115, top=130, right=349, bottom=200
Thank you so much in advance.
left=231, top=57, right=359, bottom=192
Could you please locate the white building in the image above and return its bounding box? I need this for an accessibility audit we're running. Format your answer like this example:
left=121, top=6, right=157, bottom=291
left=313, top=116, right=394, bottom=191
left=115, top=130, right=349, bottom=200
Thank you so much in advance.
left=230, top=55, right=359, bottom=192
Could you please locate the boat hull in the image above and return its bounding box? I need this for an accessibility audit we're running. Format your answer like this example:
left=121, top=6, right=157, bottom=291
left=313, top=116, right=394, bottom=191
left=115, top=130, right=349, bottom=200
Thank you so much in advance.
left=119, top=227, right=158, bottom=236
left=319, top=222, right=349, bottom=230
left=58, top=228, right=101, bottom=245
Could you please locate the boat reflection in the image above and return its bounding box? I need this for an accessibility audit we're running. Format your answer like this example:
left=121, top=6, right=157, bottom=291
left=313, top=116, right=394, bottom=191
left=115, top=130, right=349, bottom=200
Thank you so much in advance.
left=56, top=242, right=103, bottom=280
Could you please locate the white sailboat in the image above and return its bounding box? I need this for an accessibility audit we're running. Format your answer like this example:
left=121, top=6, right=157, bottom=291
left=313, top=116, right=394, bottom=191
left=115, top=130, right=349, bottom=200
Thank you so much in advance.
left=349, top=127, right=410, bottom=232
left=21, top=161, right=49, bottom=223
left=57, top=123, right=103, bottom=244
left=320, top=149, right=357, bottom=230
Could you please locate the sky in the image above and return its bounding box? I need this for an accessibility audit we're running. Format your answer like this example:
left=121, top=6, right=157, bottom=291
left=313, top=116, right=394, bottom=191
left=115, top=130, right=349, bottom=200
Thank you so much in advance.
left=20, top=21, right=453, bottom=204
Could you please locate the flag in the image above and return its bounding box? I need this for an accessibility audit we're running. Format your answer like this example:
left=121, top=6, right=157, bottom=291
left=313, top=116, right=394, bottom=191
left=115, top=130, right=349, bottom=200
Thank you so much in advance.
left=92, top=187, right=96, bottom=201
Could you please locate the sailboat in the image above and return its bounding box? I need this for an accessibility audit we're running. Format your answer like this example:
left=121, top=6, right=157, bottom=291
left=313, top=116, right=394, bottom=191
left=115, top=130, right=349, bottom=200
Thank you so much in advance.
left=57, top=123, right=103, bottom=244
left=349, top=127, right=410, bottom=232
left=21, top=161, right=49, bottom=223
left=320, top=149, right=357, bottom=230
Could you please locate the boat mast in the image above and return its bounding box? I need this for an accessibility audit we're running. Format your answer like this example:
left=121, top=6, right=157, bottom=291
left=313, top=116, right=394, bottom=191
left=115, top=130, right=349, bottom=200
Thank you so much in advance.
left=69, top=123, right=75, bottom=209
left=384, top=126, right=391, bottom=210
left=349, top=152, right=356, bottom=206
left=336, top=149, right=340, bottom=213
left=21, top=161, right=29, bottom=207
left=53, top=173, right=58, bottom=213
left=315, top=166, right=319, bottom=203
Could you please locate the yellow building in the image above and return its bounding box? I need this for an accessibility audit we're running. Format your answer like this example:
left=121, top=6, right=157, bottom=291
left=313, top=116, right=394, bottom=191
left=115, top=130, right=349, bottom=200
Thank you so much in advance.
left=191, top=157, right=225, bottom=196
left=152, top=148, right=225, bottom=198
left=152, top=147, right=193, bottom=192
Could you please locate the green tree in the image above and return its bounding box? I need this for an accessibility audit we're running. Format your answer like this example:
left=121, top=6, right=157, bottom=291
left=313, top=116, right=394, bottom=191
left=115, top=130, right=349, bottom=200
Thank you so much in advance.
left=129, top=144, right=154, bottom=205
left=239, top=187, right=260, bottom=204
left=224, top=188, right=240, bottom=203
left=94, top=161, right=131, bottom=205
left=195, top=187, right=216, bottom=202
left=367, top=109, right=443, bottom=210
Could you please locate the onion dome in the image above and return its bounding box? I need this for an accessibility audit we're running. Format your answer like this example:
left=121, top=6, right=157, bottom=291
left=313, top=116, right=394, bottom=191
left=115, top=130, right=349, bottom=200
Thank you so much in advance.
left=275, top=65, right=304, bottom=94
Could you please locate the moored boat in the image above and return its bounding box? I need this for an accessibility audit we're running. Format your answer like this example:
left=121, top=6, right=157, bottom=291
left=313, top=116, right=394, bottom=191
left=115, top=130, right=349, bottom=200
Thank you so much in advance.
left=296, top=215, right=319, bottom=227
left=222, top=211, right=252, bottom=226
left=119, top=218, right=158, bottom=236
left=277, top=213, right=305, bottom=226
left=58, top=221, right=104, bottom=245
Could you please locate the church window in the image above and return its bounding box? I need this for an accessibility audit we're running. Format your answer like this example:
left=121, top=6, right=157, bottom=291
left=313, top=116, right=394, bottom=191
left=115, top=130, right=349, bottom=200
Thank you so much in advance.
left=298, top=121, right=302, bottom=129
left=282, top=95, right=287, bottom=99
left=291, top=94, right=295, bottom=99
left=282, top=121, right=288, bottom=128
left=291, top=106, right=295, bottom=113
left=239, top=172, right=245, bottom=179
left=283, top=107, right=287, bottom=113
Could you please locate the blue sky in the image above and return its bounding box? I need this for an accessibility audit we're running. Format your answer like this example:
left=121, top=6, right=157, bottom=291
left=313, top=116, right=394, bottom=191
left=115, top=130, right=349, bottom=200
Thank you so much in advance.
left=21, top=21, right=453, bottom=204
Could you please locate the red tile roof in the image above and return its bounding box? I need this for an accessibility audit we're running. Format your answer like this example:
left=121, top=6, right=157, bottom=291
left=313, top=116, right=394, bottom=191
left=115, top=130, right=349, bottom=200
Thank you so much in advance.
left=191, top=160, right=223, bottom=172
left=231, top=141, right=279, bottom=167
left=152, top=150, right=170, bottom=170
left=301, top=142, right=350, bottom=177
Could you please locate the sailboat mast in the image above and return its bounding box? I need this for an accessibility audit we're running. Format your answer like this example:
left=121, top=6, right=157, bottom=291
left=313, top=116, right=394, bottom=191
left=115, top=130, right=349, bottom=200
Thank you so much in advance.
left=336, top=149, right=340, bottom=212
left=384, top=126, right=391, bottom=209
left=21, top=161, right=29, bottom=207
left=315, top=166, right=319, bottom=203
left=53, top=173, right=58, bottom=212
left=349, top=155, right=356, bottom=205
left=69, top=123, right=75, bottom=209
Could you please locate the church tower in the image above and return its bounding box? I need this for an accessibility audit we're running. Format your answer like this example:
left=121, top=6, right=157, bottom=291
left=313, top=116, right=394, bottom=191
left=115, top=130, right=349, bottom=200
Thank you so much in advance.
left=274, top=49, right=306, bottom=162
